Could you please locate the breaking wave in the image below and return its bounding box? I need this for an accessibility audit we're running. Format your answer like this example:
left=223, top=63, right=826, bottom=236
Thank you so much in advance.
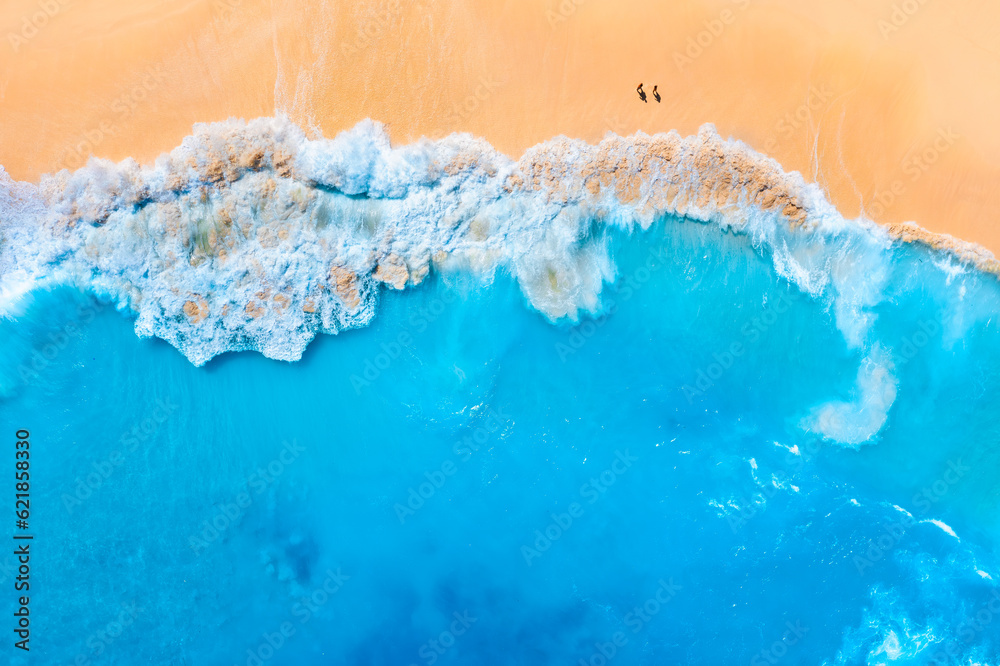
left=2, top=116, right=998, bottom=447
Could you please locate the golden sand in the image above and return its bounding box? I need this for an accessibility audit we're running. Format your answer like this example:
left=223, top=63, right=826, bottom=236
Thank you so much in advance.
left=2, top=0, right=999, bottom=254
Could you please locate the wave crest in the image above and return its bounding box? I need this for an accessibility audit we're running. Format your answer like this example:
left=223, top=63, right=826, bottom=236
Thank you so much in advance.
left=0, top=116, right=995, bottom=369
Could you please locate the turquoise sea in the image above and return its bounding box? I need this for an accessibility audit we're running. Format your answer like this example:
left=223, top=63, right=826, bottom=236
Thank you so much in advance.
left=2, top=121, right=1000, bottom=664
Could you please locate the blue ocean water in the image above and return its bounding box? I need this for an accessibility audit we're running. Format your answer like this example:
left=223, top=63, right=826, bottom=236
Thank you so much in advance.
left=2, top=213, right=1000, bottom=665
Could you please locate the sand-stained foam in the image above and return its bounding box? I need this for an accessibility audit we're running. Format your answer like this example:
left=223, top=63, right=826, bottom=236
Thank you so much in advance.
left=0, top=116, right=995, bottom=370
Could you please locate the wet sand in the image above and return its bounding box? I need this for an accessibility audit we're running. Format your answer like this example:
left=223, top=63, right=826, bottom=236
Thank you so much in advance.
left=2, top=0, right=999, bottom=254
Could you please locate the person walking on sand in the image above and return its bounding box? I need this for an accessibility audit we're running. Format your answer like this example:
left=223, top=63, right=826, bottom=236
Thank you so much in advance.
left=653, top=85, right=661, bottom=103
left=637, top=83, right=647, bottom=103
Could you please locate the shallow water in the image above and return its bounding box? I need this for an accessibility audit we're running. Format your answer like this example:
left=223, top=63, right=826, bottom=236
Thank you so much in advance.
left=2, top=214, right=1000, bottom=665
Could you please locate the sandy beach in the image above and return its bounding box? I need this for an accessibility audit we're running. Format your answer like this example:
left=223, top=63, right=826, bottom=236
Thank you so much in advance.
left=2, top=0, right=998, bottom=253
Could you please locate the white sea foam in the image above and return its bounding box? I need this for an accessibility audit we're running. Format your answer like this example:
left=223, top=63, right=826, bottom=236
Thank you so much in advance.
left=924, top=519, right=960, bottom=541
left=805, top=345, right=899, bottom=447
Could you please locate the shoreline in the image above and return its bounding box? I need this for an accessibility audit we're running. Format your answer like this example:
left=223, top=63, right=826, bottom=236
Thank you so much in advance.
left=6, top=114, right=998, bottom=283
left=2, top=115, right=995, bottom=367
left=1, top=0, right=998, bottom=258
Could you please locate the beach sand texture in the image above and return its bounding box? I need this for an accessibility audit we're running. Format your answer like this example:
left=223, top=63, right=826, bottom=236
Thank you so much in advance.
left=2, top=0, right=998, bottom=253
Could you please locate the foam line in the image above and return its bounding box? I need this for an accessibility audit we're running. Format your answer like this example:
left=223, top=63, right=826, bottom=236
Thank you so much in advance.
left=0, top=116, right=995, bottom=369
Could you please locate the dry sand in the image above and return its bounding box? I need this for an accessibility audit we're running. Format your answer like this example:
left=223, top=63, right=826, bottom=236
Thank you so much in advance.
left=2, top=0, right=999, bottom=253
